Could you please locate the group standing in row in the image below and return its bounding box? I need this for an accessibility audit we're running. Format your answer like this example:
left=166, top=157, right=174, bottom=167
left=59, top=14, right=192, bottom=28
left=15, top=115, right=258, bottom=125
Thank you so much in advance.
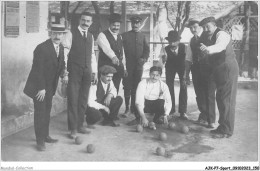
left=24, top=11, right=239, bottom=151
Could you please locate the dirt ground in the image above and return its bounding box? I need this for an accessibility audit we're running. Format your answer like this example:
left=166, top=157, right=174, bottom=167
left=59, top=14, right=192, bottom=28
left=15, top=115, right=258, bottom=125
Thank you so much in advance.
left=1, top=84, right=259, bottom=169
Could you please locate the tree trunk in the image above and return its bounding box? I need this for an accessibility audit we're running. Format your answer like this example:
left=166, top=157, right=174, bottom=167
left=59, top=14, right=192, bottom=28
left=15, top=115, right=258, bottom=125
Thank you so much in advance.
left=110, top=1, right=114, bottom=14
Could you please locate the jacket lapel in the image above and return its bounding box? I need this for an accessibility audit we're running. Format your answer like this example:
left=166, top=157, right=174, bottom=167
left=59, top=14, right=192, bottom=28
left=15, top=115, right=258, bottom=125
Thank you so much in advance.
left=47, top=39, right=58, bottom=66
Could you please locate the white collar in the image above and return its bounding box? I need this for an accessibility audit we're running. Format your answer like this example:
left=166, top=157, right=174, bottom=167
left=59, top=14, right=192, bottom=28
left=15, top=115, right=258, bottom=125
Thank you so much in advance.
left=197, top=28, right=203, bottom=37
left=108, top=28, right=118, bottom=36
left=52, top=42, right=59, bottom=49
left=78, top=25, right=88, bottom=34
left=101, top=80, right=109, bottom=89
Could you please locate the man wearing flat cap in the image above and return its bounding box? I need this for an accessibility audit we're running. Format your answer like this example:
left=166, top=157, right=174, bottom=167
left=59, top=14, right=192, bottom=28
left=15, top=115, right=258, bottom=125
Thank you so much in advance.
left=163, top=30, right=189, bottom=120
left=97, top=13, right=127, bottom=93
left=85, top=65, right=122, bottom=127
left=186, top=19, right=216, bottom=128
left=24, top=17, right=68, bottom=151
left=199, top=16, right=239, bottom=138
left=121, top=16, right=150, bottom=125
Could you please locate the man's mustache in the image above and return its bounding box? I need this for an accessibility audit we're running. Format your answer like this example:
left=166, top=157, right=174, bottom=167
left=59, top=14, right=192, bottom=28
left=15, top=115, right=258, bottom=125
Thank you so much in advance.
left=82, top=24, right=89, bottom=27
left=54, top=38, right=60, bottom=41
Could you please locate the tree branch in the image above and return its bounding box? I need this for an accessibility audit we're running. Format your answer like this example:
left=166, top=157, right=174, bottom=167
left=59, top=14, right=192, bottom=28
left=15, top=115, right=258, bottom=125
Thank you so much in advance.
left=180, top=1, right=191, bottom=34
left=165, top=1, right=175, bottom=29
left=110, top=1, right=114, bottom=14
left=91, top=1, right=100, bottom=15
left=72, top=1, right=82, bottom=14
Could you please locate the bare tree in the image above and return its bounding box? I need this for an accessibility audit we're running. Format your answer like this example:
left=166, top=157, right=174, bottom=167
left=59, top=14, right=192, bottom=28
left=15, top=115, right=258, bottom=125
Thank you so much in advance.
left=165, top=1, right=191, bottom=36
left=110, top=1, right=114, bottom=14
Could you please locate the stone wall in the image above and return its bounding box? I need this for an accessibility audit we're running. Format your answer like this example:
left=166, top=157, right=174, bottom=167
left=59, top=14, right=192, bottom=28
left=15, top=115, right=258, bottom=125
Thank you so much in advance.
left=1, top=2, right=67, bottom=137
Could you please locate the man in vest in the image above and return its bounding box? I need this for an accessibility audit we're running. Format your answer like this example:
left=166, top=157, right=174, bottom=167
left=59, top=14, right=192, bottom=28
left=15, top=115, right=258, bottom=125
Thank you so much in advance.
left=121, top=16, right=150, bottom=121
left=97, top=13, right=127, bottom=93
left=199, top=17, right=239, bottom=138
left=24, top=22, right=67, bottom=151
left=67, top=12, right=98, bottom=139
left=162, top=30, right=189, bottom=120
left=85, top=65, right=122, bottom=127
left=186, top=19, right=216, bottom=128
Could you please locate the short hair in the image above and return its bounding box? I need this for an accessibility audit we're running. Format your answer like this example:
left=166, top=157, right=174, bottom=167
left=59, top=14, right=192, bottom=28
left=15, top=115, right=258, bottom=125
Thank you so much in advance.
left=149, top=66, right=162, bottom=75
left=187, top=19, right=200, bottom=27
left=81, top=12, right=92, bottom=18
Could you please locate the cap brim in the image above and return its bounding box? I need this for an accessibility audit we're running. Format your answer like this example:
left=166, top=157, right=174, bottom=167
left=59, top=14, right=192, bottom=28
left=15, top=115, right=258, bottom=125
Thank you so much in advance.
left=47, top=29, right=69, bottom=32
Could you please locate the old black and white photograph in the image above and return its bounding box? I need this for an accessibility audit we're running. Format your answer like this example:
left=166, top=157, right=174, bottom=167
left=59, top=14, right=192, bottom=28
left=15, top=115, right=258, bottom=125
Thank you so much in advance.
left=1, top=1, right=259, bottom=170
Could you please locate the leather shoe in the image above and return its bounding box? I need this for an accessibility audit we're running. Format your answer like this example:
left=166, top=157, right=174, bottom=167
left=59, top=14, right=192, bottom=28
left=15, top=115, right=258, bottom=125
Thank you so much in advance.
left=36, top=143, right=46, bottom=151
left=102, top=119, right=120, bottom=127
left=196, top=118, right=207, bottom=125
left=78, top=127, right=91, bottom=134
left=45, top=136, right=58, bottom=143
left=87, top=125, right=96, bottom=129
left=68, top=130, right=77, bottom=139
left=210, top=129, right=221, bottom=134
left=179, top=113, right=189, bottom=120
left=212, top=133, right=231, bottom=139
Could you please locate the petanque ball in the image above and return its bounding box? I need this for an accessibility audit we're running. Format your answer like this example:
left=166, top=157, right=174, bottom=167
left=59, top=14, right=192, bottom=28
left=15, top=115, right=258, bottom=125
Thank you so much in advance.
left=75, top=136, right=83, bottom=145
left=165, top=150, right=174, bottom=158
left=149, top=122, right=156, bottom=130
left=159, top=132, right=167, bottom=141
left=136, top=124, right=143, bottom=132
left=168, top=122, right=176, bottom=130
left=156, top=147, right=165, bottom=156
left=181, top=125, right=189, bottom=134
left=86, top=144, right=95, bottom=153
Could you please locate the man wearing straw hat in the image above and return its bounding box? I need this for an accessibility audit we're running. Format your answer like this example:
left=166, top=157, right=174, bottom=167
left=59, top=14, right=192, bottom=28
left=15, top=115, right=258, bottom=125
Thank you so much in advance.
left=24, top=18, right=68, bottom=151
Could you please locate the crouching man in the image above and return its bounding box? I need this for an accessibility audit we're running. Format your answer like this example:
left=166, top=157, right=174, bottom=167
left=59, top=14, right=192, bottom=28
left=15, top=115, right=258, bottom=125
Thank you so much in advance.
left=85, top=65, right=122, bottom=127
left=133, top=66, right=172, bottom=127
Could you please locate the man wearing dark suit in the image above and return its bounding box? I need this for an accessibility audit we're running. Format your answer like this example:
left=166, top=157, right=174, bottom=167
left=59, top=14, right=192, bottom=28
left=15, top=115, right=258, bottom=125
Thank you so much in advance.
left=162, top=30, right=188, bottom=120
left=186, top=19, right=216, bottom=128
left=97, top=13, right=127, bottom=93
left=67, top=12, right=97, bottom=139
left=121, top=16, right=150, bottom=122
left=24, top=23, right=67, bottom=151
left=199, top=17, right=239, bottom=138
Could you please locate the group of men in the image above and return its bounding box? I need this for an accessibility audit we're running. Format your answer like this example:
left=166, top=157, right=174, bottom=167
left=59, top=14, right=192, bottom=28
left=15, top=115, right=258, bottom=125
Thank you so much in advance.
left=24, top=11, right=238, bottom=152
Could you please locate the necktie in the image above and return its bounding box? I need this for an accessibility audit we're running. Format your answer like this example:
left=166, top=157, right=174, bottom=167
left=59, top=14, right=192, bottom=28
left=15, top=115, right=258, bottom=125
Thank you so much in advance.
left=82, top=31, right=86, bottom=41
left=55, top=45, right=59, bottom=57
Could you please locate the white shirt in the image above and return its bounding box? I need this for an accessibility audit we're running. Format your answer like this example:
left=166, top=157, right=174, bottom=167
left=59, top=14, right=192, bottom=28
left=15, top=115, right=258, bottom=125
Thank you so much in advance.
left=96, top=28, right=126, bottom=70
left=62, top=26, right=98, bottom=73
left=53, top=43, right=60, bottom=57
left=88, top=81, right=117, bottom=110
left=185, top=28, right=203, bottom=63
left=135, top=79, right=172, bottom=115
left=207, top=30, right=231, bottom=54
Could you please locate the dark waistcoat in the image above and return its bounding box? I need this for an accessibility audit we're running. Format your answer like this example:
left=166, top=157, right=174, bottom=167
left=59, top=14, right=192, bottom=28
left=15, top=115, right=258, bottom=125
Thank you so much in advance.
left=199, top=28, right=236, bottom=67
left=98, top=29, right=123, bottom=67
left=96, top=81, right=110, bottom=104
left=190, top=32, right=207, bottom=64
left=68, top=29, right=93, bottom=70
left=165, top=43, right=186, bottom=69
